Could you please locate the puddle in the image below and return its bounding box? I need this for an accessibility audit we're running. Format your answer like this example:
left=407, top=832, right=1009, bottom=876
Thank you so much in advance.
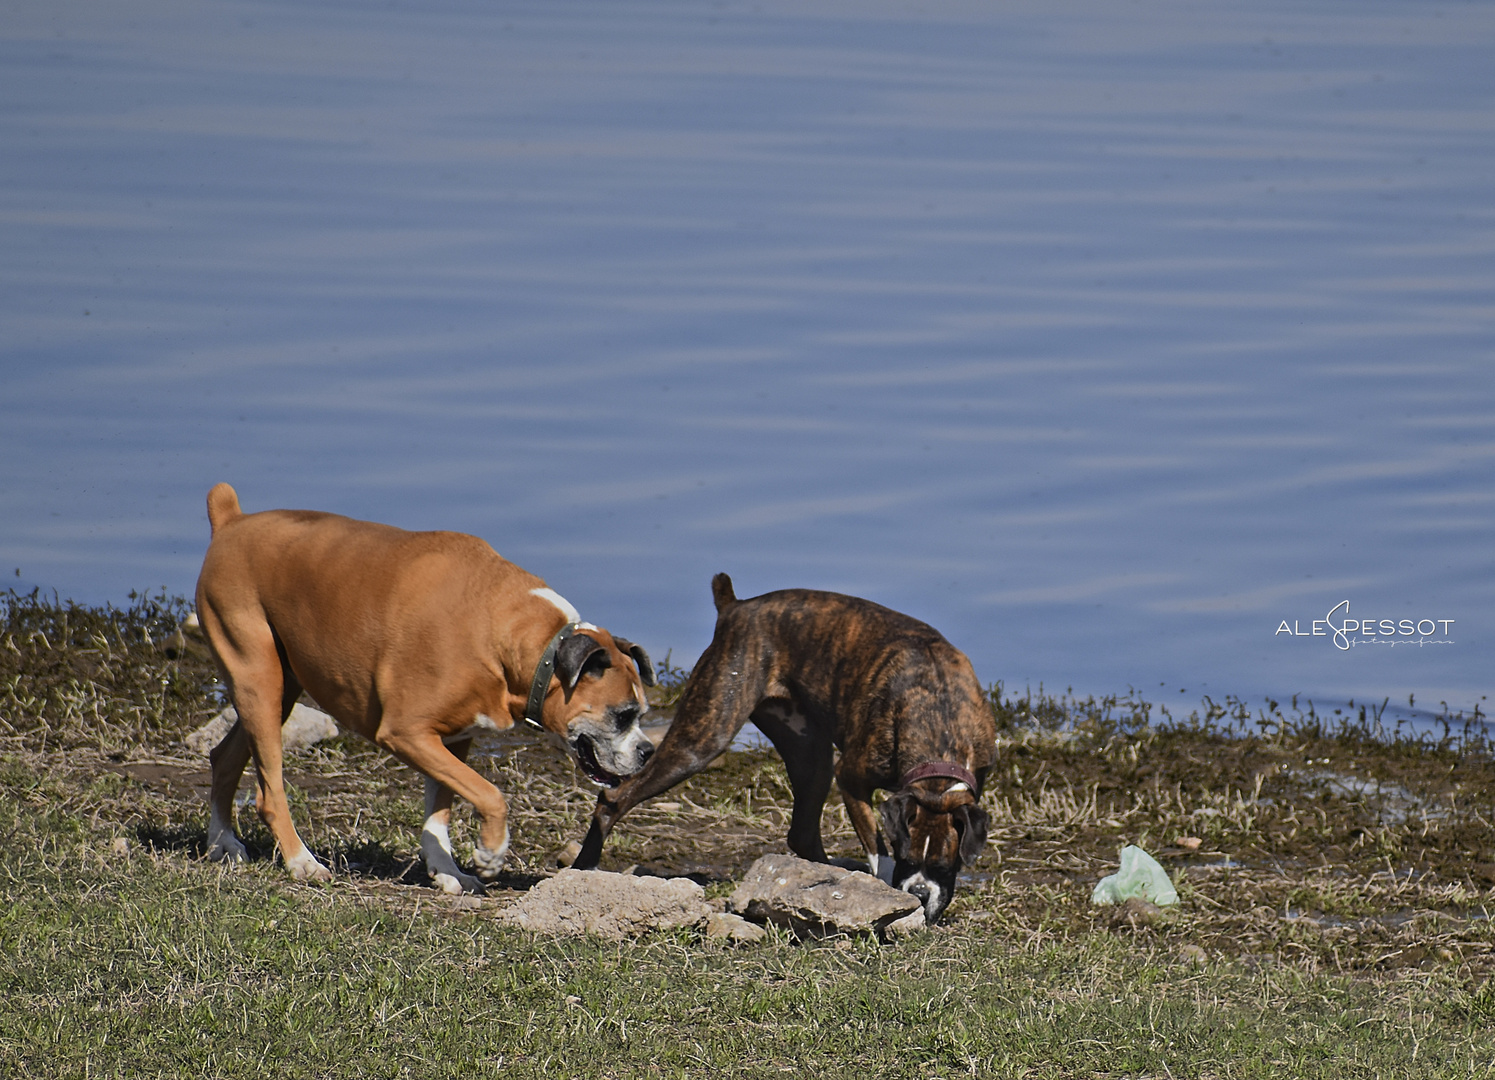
left=1293, top=768, right=1448, bottom=825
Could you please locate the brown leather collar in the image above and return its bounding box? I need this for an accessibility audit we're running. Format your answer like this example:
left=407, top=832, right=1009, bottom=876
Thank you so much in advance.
left=898, top=761, right=978, bottom=792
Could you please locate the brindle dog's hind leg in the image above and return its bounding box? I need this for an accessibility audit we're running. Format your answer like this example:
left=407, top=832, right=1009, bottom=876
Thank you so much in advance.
left=750, top=699, right=834, bottom=863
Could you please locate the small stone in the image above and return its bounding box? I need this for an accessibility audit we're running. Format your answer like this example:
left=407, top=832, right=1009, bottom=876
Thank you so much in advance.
left=704, top=911, right=767, bottom=944
left=184, top=703, right=339, bottom=755
left=287, top=703, right=341, bottom=751
left=183, top=711, right=235, bottom=756
left=498, top=869, right=712, bottom=941
left=110, top=837, right=130, bottom=857
left=1176, top=836, right=1203, bottom=851
left=1127, top=897, right=1165, bottom=918
left=553, top=840, right=583, bottom=868
left=885, top=908, right=927, bottom=938
left=450, top=894, right=483, bottom=911
left=1107, top=897, right=1170, bottom=928
left=728, top=853, right=921, bottom=939
left=1179, top=943, right=1207, bottom=964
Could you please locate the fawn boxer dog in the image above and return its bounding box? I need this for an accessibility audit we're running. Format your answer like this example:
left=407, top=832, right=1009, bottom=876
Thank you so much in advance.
left=194, top=483, right=656, bottom=895
left=574, top=574, right=994, bottom=922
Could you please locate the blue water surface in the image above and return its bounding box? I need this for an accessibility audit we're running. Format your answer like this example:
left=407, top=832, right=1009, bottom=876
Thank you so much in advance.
left=2, top=0, right=1491, bottom=722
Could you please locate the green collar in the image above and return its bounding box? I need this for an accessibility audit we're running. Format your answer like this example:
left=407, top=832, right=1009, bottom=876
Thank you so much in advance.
left=522, top=622, right=580, bottom=731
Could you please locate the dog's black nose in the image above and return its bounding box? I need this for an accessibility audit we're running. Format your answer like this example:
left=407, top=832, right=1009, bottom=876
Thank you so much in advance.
left=637, top=742, right=655, bottom=765
left=906, top=880, right=932, bottom=904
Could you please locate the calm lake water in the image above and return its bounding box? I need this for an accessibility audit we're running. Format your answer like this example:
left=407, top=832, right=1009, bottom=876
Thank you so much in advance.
left=2, top=0, right=1491, bottom=725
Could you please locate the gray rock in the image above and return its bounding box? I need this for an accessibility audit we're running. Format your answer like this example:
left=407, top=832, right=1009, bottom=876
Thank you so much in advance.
left=498, top=869, right=713, bottom=941
left=884, top=908, right=927, bottom=938
left=184, top=703, right=340, bottom=756
left=704, top=910, right=768, bottom=944
left=728, top=853, right=922, bottom=939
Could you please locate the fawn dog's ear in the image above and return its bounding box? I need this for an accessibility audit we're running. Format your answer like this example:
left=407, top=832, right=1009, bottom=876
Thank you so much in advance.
left=609, top=637, right=656, bottom=687
left=555, top=632, right=609, bottom=696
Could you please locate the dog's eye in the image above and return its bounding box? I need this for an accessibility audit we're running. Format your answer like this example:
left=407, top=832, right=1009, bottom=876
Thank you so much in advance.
left=613, top=704, right=641, bottom=731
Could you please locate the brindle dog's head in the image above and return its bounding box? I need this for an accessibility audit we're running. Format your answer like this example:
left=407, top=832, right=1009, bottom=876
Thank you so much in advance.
left=880, top=780, right=989, bottom=923
left=548, top=629, right=657, bottom=786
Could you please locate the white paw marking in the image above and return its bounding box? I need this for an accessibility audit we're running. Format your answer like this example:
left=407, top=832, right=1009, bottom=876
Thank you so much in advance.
left=422, top=817, right=454, bottom=856
left=207, top=833, right=248, bottom=864
left=420, top=823, right=485, bottom=894
left=284, top=849, right=332, bottom=882
left=472, top=828, right=509, bottom=880
left=207, top=803, right=246, bottom=863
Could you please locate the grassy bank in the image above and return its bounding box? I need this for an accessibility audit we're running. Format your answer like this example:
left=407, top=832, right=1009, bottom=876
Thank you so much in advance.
left=2, top=590, right=1493, bottom=1078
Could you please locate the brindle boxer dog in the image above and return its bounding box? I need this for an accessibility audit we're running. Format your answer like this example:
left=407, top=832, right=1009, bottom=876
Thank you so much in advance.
left=574, top=574, right=994, bottom=922
left=194, top=483, right=656, bottom=895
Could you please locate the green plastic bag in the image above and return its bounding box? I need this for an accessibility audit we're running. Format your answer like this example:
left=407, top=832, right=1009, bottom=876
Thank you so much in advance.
left=1091, top=845, right=1179, bottom=906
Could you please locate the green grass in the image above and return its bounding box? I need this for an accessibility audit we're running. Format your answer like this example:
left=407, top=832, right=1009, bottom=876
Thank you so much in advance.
left=3, top=817, right=1491, bottom=1079
left=2, top=590, right=1494, bottom=1078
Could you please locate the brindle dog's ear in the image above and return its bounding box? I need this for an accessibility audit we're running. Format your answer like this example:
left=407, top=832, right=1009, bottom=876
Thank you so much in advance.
left=880, top=792, right=915, bottom=862
left=953, top=801, right=990, bottom=863
left=611, top=637, right=656, bottom=687
left=555, top=633, right=609, bottom=695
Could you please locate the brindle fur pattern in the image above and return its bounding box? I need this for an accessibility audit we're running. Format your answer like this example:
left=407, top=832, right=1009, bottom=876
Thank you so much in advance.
left=576, top=573, right=994, bottom=921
